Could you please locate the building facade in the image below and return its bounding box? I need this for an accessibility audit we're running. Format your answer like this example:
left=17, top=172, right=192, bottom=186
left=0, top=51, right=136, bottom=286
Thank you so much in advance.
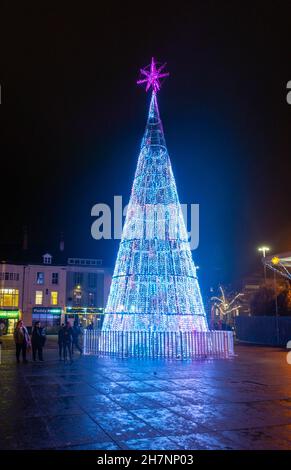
left=22, top=254, right=67, bottom=331
left=65, top=258, right=111, bottom=328
left=0, top=263, right=25, bottom=333
left=0, top=255, right=111, bottom=333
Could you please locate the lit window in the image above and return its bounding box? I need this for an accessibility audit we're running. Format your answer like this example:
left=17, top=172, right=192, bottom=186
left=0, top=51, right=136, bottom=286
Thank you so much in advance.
left=37, top=272, right=44, bottom=285
left=35, top=291, right=43, bottom=305
left=73, top=286, right=82, bottom=306
left=51, top=291, right=58, bottom=305
left=0, top=288, right=19, bottom=307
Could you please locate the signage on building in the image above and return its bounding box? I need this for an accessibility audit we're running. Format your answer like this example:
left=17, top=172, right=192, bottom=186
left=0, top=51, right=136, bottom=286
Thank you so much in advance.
left=0, top=310, right=20, bottom=319
left=32, top=307, right=62, bottom=315
left=66, top=307, right=104, bottom=315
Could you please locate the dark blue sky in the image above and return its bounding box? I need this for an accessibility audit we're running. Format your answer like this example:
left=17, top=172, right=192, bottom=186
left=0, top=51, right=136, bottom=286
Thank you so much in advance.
left=2, top=1, right=291, bottom=290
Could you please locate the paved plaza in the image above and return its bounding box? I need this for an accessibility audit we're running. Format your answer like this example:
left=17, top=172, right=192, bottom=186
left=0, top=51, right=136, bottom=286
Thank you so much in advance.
left=1, top=338, right=291, bottom=450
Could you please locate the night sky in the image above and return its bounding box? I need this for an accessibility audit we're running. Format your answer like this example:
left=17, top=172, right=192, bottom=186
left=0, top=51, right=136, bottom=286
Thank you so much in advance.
left=2, top=2, right=291, bottom=291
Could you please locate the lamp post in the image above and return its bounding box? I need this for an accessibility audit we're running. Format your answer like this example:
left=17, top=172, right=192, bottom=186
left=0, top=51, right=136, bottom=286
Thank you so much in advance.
left=273, top=269, right=280, bottom=345
left=258, top=246, right=270, bottom=283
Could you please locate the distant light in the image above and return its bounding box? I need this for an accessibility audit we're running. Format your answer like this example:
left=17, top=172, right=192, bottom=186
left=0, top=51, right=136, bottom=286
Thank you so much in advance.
left=271, top=256, right=280, bottom=265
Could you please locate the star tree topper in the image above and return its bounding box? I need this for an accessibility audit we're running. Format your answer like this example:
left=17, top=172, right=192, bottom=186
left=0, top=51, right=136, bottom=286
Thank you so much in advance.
left=137, top=57, right=169, bottom=93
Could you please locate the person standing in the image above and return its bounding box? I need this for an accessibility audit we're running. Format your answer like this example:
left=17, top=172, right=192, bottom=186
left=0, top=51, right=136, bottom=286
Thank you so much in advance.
left=72, top=320, right=83, bottom=355
left=31, top=321, right=46, bottom=361
left=58, top=323, right=65, bottom=360
left=0, top=321, right=6, bottom=336
left=0, top=321, right=4, bottom=348
left=63, top=321, right=73, bottom=363
left=14, top=320, right=30, bottom=363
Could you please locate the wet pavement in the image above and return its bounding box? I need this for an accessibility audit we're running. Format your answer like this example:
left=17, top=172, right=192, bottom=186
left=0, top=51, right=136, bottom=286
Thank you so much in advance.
left=1, top=339, right=291, bottom=450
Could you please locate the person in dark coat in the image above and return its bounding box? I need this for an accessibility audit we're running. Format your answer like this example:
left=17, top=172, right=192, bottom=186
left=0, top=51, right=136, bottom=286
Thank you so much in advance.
left=72, top=320, right=83, bottom=355
left=31, top=321, right=46, bottom=361
left=14, top=320, right=31, bottom=363
left=58, top=323, right=65, bottom=360
left=63, top=321, right=73, bottom=363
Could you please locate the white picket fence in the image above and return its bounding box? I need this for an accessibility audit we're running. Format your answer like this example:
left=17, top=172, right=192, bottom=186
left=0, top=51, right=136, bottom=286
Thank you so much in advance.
left=83, top=330, right=234, bottom=359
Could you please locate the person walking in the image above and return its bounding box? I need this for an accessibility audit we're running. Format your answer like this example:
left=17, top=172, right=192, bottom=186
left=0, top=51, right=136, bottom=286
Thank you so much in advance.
left=58, top=323, right=65, bottom=360
left=72, top=320, right=83, bottom=355
left=31, top=321, right=46, bottom=361
left=63, top=321, right=73, bottom=363
left=14, top=320, right=31, bottom=363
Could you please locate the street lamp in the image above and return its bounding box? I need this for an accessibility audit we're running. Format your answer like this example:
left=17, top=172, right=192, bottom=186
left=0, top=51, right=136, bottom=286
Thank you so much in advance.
left=258, top=246, right=270, bottom=283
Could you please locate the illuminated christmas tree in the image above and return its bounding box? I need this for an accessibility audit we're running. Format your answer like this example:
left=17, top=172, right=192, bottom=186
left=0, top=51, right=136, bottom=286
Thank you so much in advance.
left=103, top=58, right=208, bottom=332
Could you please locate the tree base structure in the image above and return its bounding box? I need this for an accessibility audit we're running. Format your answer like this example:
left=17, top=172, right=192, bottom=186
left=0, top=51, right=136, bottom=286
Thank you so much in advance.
left=84, top=329, right=234, bottom=359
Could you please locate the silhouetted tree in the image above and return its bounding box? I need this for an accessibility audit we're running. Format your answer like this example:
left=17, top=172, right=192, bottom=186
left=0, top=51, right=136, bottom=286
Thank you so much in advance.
left=250, top=286, right=275, bottom=316
left=277, top=289, right=291, bottom=315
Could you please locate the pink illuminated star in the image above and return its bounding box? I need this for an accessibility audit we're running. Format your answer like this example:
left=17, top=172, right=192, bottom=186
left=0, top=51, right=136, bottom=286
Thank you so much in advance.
left=137, top=57, right=169, bottom=93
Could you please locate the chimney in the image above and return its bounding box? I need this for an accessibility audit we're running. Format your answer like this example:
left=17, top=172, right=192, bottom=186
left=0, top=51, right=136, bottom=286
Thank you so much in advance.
left=60, top=232, right=65, bottom=252
left=22, top=226, right=28, bottom=251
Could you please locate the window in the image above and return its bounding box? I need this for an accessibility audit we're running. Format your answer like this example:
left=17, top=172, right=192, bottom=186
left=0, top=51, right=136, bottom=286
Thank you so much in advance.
left=74, top=272, right=83, bottom=285
left=35, top=291, right=43, bottom=305
left=0, top=272, right=19, bottom=281
left=43, top=254, right=52, bottom=265
left=36, top=272, right=44, bottom=285
left=32, top=312, right=61, bottom=329
left=52, top=272, right=59, bottom=285
left=0, top=288, right=19, bottom=307
left=73, top=286, right=82, bottom=306
left=88, top=292, right=95, bottom=307
left=88, top=273, right=97, bottom=288
left=51, top=291, right=58, bottom=305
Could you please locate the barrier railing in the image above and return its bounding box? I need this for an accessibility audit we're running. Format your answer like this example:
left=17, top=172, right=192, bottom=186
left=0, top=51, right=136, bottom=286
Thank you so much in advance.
left=84, top=330, right=234, bottom=359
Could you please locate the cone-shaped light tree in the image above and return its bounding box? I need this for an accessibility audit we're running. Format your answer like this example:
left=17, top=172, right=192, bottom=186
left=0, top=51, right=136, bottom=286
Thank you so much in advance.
left=103, top=58, right=208, bottom=332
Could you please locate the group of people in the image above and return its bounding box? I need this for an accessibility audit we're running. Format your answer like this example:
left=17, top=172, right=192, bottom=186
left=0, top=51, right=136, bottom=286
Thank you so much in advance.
left=14, top=319, right=83, bottom=364
left=58, top=321, right=83, bottom=363
left=14, top=320, right=46, bottom=363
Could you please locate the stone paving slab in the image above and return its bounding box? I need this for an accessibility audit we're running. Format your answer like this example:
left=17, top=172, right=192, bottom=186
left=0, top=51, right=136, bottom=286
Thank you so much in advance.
left=0, top=341, right=291, bottom=450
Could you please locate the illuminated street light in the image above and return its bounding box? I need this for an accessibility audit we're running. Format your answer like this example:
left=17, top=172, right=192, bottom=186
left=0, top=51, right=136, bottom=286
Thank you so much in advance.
left=258, top=245, right=270, bottom=283
left=258, top=246, right=270, bottom=258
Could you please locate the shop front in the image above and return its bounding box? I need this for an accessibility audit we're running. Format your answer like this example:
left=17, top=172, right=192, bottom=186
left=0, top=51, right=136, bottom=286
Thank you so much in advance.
left=32, top=307, right=62, bottom=333
left=0, top=309, right=20, bottom=334
left=65, top=307, right=104, bottom=329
